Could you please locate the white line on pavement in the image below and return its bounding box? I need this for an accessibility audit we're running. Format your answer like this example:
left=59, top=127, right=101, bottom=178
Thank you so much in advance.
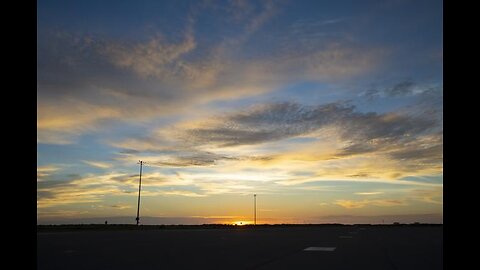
left=304, top=247, right=336, bottom=251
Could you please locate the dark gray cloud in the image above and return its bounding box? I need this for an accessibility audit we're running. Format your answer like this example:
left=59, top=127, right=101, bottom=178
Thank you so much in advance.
left=176, top=101, right=443, bottom=170
left=185, top=102, right=354, bottom=147
left=152, top=152, right=234, bottom=167
left=115, top=147, right=273, bottom=168
left=385, top=80, right=415, bottom=96
left=387, top=135, right=443, bottom=169
left=335, top=110, right=438, bottom=156
left=184, top=101, right=438, bottom=149
left=347, top=172, right=372, bottom=178
left=151, top=152, right=274, bottom=167
left=364, top=87, right=381, bottom=100
left=37, top=190, right=54, bottom=200
left=37, top=173, right=81, bottom=189
left=363, top=80, right=442, bottom=100
left=37, top=178, right=79, bottom=200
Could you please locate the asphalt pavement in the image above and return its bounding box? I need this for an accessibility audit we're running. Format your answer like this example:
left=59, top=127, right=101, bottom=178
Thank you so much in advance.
left=37, top=225, right=442, bottom=270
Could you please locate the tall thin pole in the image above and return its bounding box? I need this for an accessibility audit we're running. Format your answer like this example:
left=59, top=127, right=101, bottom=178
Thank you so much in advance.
left=254, top=194, right=256, bottom=225
left=136, top=160, right=143, bottom=225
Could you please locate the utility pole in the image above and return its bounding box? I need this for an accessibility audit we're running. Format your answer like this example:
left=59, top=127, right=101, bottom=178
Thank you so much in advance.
left=136, top=160, right=144, bottom=225
left=254, top=194, right=257, bottom=225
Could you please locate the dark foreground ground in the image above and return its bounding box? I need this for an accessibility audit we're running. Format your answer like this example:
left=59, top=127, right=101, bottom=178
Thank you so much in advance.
left=38, top=224, right=442, bottom=270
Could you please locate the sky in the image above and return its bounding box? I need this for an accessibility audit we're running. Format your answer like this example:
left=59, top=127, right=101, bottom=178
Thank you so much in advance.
left=37, top=0, right=443, bottom=225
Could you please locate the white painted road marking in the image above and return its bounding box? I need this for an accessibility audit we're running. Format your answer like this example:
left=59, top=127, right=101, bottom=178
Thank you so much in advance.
left=304, top=247, right=336, bottom=251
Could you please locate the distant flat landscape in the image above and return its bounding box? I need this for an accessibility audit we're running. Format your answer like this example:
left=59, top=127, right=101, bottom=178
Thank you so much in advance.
left=37, top=224, right=442, bottom=270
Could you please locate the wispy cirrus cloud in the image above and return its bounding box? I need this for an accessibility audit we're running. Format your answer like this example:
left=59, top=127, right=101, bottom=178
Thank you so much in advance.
left=37, top=0, right=385, bottom=146
left=37, top=170, right=193, bottom=207
left=179, top=102, right=354, bottom=147
left=355, top=191, right=384, bottom=195
left=178, top=101, right=439, bottom=149
left=410, top=187, right=443, bottom=205
left=37, top=173, right=129, bottom=208
left=110, top=204, right=132, bottom=210
left=82, top=160, right=112, bottom=169
left=362, top=80, right=443, bottom=100
left=37, top=165, right=61, bottom=181
left=110, top=100, right=442, bottom=181
left=335, top=185, right=443, bottom=209
left=335, top=199, right=407, bottom=209
left=37, top=165, right=60, bottom=175
left=102, top=32, right=196, bottom=81
left=162, top=190, right=206, bottom=197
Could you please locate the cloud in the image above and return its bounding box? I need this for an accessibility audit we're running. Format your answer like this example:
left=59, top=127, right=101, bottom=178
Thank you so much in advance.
left=110, top=204, right=132, bottom=209
left=319, top=18, right=347, bottom=25
left=102, top=33, right=196, bottom=80
left=335, top=186, right=443, bottom=209
left=37, top=186, right=120, bottom=208
left=335, top=199, right=407, bottom=209
left=409, top=187, right=443, bottom=205
left=335, top=200, right=367, bottom=209
left=37, top=99, right=122, bottom=144
left=37, top=209, right=90, bottom=219
left=37, top=165, right=60, bottom=180
left=37, top=173, right=129, bottom=208
left=144, top=152, right=241, bottom=167
left=280, top=43, right=384, bottom=81
left=363, top=81, right=443, bottom=100
left=36, top=171, right=194, bottom=209
left=108, top=171, right=194, bottom=188
left=110, top=100, right=441, bottom=180
left=180, top=102, right=352, bottom=147
left=110, top=141, right=274, bottom=168
left=180, top=101, right=439, bottom=155
left=162, top=190, right=206, bottom=197
left=37, top=168, right=265, bottom=208
left=243, top=0, right=277, bottom=35
left=355, top=192, right=384, bottom=195
left=223, top=0, right=256, bottom=22
left=82, top=160, right=112, bottom=169
left=37, top=172, right=205, bottom=209
left=205, top=0, right=279, bottom=48
left=334, top=112, right=439, bottom=158
left=385, top=80, right=415, bottom=96
left=276, top=176, right=442, bottom=187
left=37, top=165, right=60, bottom=173
left=38, top=6, right=385, bottom=145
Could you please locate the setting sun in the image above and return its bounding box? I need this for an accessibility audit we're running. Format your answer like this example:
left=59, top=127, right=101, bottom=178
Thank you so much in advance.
left=232, top=221, right=252, bottom=226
